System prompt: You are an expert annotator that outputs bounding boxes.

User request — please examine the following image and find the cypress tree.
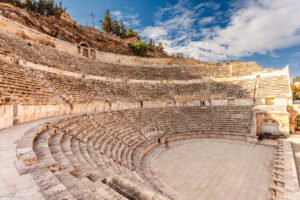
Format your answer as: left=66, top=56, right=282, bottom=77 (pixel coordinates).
left=120, top=21, right=126, bottom=38
left=100, top=10, right=112, bottom=33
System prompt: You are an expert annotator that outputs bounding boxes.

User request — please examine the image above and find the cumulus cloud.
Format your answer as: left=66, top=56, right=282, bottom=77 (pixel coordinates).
left=141, top=0, right=300, bottom=61
left=111, top=10, right=140, bottom=27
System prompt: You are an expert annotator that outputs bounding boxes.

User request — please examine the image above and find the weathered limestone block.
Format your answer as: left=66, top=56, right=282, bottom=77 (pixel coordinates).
left=111, top=176, right=170, bottom=200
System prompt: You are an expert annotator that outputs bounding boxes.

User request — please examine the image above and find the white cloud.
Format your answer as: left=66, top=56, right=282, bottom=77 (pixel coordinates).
left=111, top=10, right=141, bottom=27
left=141, top=0, right=300, bottom=61
left=141, top=0, right=204, bottom=42
left=198, top=16, right=215, bottom=25
left=141, top=27, right=168, bottom=40
left=111, top=10, right=122, bottom=21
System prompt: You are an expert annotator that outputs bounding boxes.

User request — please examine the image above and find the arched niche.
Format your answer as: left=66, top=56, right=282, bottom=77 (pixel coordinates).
left=77, top=42, right=90, bottom=58
left=260, top=118, right=280, bottom=135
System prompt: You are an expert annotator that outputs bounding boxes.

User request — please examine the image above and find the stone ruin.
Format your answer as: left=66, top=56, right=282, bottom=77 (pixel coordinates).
left=0, top=10, right=299, bottom=200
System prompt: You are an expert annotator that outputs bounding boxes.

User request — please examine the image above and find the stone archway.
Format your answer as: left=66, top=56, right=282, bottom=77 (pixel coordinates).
left=260, top=119, right=280, bottom=135
left=77, top=42, right=90, bottom=58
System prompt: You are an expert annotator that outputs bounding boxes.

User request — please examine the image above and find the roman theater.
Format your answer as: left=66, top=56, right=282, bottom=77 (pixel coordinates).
left=0, top=3, right=300, bottom=200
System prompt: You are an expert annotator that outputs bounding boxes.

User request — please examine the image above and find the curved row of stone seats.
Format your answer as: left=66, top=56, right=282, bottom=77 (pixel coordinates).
left=148, top=107, right=190, bottom=135
left=214, top=106, right=253, bottom=135
left=0, top=60, right=63, bottom=104
left=209, top=80, right=255, bottom=99
left=121, top=109, right=157, bottom=135
left=47, top=114, right=136, bottom=199
left=170, top=82, right=208, bottom=96
left=0, top=30, right=265, bottom=81
left=21, top=114, right=141, bottom=199
left=230, top=79, right=256, bottom=98
left=231, top=62, right=264, bottom=77
left=258, top=75, right=291, bottom=98
left=16, top=106, right=254, bottom=199
left=0, top=31, right=195, bottom=81
left=0, top=59, right=257, bottom=104
left=21, top=111, right=164, bottom=199
left=179, top=107, right=214, bottom=133
left=183, top=63, right=231, bottom=78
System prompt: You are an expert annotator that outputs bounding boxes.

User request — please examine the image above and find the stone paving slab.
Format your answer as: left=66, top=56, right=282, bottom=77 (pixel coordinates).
left=0, top=118, right=64, bottom=200
left=142, top=138, right=274, bottom=200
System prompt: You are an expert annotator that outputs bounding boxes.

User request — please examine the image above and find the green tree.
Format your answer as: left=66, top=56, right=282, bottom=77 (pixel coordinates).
left=148, top=38, right=153, bottom=46
left=131, top=42, right=147, bottom=56
left=156, top=42, right=164, bottom=51
left=45, top=0, right=55, bottom=16
left=147, top=38, right=155, bottom=51
left=119, top=21, right=126, bottom=38
left=111, top=20, right=120, bottom=36
left=126, top=28, right=138, bottom=38
left=100, top=10, right=112, bottom=33
left=24, top=0, right=33, bottom=11
left=37, top=0, right=46, bottom=15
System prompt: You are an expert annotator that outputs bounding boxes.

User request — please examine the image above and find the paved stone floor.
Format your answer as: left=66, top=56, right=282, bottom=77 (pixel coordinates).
left=0, top=117, right=66, bottom=200
left=143, top=139, right=274, bottom=200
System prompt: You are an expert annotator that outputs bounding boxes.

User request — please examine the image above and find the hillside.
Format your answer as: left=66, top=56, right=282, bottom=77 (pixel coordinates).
left=0, top=3, right=167, bottom=57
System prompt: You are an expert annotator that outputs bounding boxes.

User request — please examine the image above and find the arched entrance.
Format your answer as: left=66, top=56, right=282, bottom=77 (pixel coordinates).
left=77, top=42, right=90, bottom=58
left=260, top=119, right=280, bottom=135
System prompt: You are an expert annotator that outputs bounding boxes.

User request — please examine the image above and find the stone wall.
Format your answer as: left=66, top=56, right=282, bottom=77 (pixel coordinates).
left=255, top=111, right=290, bottom=136
left=287, top=105, right=300, bottom=133
left=0, top=15, right=76, bottom=55
left=0, top=104, right=13, bottom=129
left=7, top=100, right=177, bottom=128
left=0, top=15, right=179, bottom=67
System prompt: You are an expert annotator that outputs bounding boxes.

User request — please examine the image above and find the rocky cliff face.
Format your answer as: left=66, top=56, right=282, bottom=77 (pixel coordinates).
left=0, top=3, right=167, bottom=57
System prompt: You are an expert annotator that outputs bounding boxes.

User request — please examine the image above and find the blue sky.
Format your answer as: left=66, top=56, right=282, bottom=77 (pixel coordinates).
left=56, top=0, right=300, bottom=77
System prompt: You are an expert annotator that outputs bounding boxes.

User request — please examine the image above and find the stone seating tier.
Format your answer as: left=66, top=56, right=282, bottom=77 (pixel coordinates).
left=16, top=106, right=253, bottom=199
left=0, top=60, right=259, bottom=104
left=0, top=30, right=266, bottom=81
left=258, top=75, right=291, bottom=98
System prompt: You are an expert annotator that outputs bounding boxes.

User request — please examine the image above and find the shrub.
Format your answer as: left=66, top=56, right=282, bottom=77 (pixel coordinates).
left=131, top=42, right=147, bottom=56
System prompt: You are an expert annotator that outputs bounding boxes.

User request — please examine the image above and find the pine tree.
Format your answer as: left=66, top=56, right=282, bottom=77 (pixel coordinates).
left=37, top=0, right=46, bottom=15
left=148, top=38, right=153, bottom=46
left=100, top=10, right=112, bottom=33
left=111, top=20, right=120, bottom=36
left=45, top=0, right=54, bottom=16
left=120, top=21, right=126, bottom=38
left=24, top=0, right=33, bottom=11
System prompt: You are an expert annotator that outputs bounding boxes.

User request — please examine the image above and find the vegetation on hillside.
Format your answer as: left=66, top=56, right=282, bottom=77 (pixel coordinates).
left=0, top=0, right=67, bottom=17
left=292, top=85, right=300, bottom=100
left=0, top=2, right=167, bottom=57
left=100, top=9, right=165, bottom=56
left=100, top=9, right=140, bottom=40
left=131, top=42, right=147, bottom=56
left=130, top=40, right=164, bottom=56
